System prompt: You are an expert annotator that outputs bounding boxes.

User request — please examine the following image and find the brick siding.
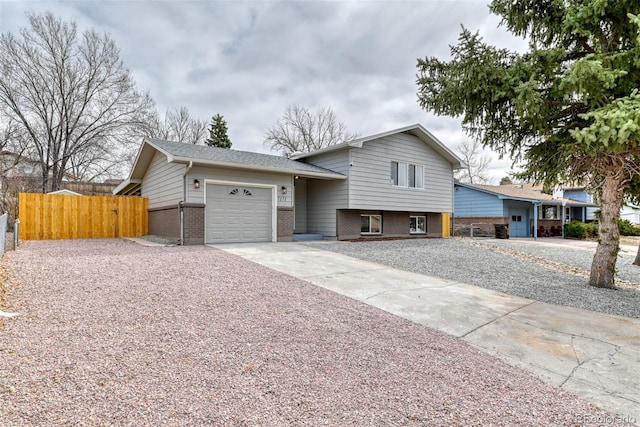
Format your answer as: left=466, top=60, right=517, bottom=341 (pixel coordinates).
left=336, top=210, right=362, bottom=240
left=148, top=204, right=204, bottom=245
left=277, top=207, right=294, bottom=242
left=183, top=203, right=204, bottom=245
left=337, top=209, right=444, bottom=240
left=148, top=206, right=180, bottom=244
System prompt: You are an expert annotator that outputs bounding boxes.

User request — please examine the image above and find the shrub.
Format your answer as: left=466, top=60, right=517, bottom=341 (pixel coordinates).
left=617, top=219, right=640, bottom=236
left=564, top=221, right=587, bottom=239
left=585, top=222, right=599, bottom=239
left=564, top=221, right=599, bottom=239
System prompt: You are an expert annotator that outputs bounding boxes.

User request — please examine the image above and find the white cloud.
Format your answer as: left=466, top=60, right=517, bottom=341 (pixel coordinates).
left=0, top=0, right=527, bottom=182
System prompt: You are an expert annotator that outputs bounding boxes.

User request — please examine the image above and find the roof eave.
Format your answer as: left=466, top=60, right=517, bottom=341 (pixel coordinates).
left=170, top=156, right=346, bottom=180
left=113, top=178, right=142, bottom=195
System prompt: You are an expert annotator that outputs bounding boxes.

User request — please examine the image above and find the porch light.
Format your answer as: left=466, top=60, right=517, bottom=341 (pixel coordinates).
left=281, top=186, right=287, bottom=194
left=193, top=179, right=200, bottom=189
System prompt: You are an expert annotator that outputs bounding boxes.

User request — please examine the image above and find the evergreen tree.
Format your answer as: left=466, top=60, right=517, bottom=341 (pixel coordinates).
left=206, top=114, right=232, bottom=148
left=417, top=1, right=640, bottom=288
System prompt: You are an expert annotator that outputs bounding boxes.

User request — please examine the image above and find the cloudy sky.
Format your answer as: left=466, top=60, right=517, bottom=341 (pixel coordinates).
left=1, top=0, right=527, bottom=183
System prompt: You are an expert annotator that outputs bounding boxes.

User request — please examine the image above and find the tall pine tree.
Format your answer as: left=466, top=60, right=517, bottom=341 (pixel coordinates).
left=205, top=114, right=232, bottom=148
left=417, top=1, right=640, bottom=289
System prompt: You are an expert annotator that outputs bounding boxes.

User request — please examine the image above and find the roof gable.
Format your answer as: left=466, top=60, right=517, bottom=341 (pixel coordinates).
left=125, top=138, right=346, bottom=182
left=291, top=124, right=465, bottom=168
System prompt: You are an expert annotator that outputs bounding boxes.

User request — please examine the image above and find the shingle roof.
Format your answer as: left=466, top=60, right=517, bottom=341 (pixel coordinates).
left=456, top=182, right=596, bottom=206
left=469, top=183, right=557, bottom=201
left=148, top=138, right=344, bottom=178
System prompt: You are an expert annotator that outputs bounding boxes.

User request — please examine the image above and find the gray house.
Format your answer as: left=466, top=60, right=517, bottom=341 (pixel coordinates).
left=115, top=124, right=464, bottom=244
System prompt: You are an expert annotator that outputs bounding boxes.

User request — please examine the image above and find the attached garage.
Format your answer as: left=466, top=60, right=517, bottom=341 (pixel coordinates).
left=114, top=138, right=346, bottom=245
left=205, top=182, right=275, bottom=244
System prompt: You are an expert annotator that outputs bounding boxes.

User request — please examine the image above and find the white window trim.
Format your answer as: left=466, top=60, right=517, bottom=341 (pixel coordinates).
left=361, top=214, right=382, bottom=235
left=410, top=215, right=427, bottom=234
left=391, top=161, right=424, bottom=189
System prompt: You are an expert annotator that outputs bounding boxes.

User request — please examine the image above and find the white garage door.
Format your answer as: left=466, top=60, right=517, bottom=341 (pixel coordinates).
left=205, top=184, right=273, bottom=243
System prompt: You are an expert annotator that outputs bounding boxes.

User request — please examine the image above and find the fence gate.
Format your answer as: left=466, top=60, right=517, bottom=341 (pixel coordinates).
left=18, top=193, right=148, bottom=240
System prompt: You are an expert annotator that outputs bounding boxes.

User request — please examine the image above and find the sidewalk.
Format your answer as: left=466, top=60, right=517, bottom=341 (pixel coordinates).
left=213, top=242, right=640, bottom=425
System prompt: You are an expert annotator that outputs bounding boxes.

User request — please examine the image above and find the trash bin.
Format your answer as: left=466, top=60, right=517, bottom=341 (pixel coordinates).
left=494, top=224, right=509, bottom=239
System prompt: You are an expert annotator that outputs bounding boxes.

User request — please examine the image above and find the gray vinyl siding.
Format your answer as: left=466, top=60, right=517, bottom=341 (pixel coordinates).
left=186, top=165, right=293, bottom=208
left=303, top=151, right=350, bottom=237
left=142, top=151, right=185, bottom=209
left=348, top=134, right=454, bottom=212
left=453, top=186, right=503, bottom=217
left=294, top=179, right=307, bottom=233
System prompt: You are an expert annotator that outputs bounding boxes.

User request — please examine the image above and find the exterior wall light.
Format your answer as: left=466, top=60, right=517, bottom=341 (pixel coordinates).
left=281, top=186, right=287, bottom=194
left=194, top=179, right=200, bottom=189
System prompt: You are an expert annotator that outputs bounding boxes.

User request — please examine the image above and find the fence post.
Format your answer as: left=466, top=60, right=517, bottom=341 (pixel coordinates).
left=0, top=213, right=6, bottom=257
left=14, top=218, right=19, bottom=249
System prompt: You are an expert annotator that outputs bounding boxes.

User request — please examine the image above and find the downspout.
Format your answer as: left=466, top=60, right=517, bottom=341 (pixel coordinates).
left=450, top=182, right=456, bottom=238
left=181, top=161, right=194, bottom=246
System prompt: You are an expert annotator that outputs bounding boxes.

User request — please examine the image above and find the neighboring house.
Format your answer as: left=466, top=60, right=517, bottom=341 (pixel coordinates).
left=454, top=182, right=598, bottom=237
left=0, top=151, right=83, bottom=195
left=621, top=204, right=640, bottom=224
left=1, top=151, right=42, bottom=195
left=114, top=124, right=464, bottom=244
left=555, top=184, right=598, bottom=221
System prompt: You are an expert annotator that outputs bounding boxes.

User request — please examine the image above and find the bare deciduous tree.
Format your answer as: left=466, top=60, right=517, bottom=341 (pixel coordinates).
left=265, top=105, right=358, bottom=156
left=149, top=106, right=208, bottom=145
left=454, top=140, right=491, bottom=184
left=0, top=12, right=155, bottom=191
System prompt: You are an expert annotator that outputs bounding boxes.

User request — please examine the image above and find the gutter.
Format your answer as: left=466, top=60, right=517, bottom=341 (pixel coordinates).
left=169, top=156, right=346, bottom=180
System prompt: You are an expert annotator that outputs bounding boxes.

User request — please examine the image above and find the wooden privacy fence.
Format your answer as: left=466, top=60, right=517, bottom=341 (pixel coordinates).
left=18, top=193, right=148, bottom=240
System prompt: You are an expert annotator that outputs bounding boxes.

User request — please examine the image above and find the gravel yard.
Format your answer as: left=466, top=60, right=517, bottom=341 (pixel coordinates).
left=0, top=238, right=629, bottom=426
left=306, top=238, right=640, bottom=319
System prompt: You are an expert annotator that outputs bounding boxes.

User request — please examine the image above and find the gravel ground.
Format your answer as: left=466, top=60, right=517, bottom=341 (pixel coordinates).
left=0, top=239, right=629, bottom=426
left=305, top=238, right=640, bottom=319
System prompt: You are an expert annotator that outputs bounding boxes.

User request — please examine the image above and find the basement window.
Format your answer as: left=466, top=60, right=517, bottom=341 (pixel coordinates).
left=410, top=216, right=426, bottom=234
left=361, top=214, right=382, bottom=234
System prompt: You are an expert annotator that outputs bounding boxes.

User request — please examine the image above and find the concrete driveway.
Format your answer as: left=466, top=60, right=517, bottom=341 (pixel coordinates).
left=213, top=241, right=640, bottom=425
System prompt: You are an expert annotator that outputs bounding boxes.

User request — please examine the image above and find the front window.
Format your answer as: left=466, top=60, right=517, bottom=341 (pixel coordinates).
left=542, top=205, right=557, bottom=219
left=410, top=216, right=426, bottom=234
left=391, top=161, right=422, bottom=188
left=408, top=164, right=423, bottom=188
left=361, top=214, right=382, bottom=234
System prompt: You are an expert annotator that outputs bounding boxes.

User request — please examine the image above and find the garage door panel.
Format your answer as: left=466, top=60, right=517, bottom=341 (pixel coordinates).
left=205, top=184, right=273, bottom=244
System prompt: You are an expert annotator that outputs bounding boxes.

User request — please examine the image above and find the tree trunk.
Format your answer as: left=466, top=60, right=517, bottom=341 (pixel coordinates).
left=589, top=172, right=624, bottom=288
left=634, top=241, right=640, bottom=266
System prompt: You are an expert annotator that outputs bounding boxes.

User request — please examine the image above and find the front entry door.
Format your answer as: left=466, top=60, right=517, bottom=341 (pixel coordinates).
left=509, top=209, right=528, bottom=237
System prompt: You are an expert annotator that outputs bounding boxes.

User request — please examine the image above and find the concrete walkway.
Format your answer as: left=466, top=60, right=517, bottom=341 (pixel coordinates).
left=213, top=242, right=640, bottom=425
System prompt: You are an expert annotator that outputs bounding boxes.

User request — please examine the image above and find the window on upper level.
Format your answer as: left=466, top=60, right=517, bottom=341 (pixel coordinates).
left=391, top=161, right=423, bottom=188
